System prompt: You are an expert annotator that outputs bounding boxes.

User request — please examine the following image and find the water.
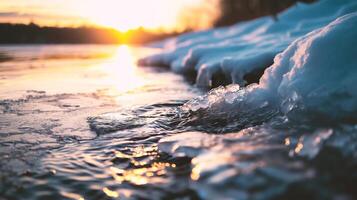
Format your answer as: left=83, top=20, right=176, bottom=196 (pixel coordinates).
left=0, top=45, right=356, bottom=200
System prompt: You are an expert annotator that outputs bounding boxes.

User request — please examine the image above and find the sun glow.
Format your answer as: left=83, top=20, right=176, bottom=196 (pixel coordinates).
left=82, top=0, right=210, bottom=31
left=99, top=45, right=145, bottom=92
left=84, top=0, right=174, bottom=31
left=0, top=0, right=214, bottom=32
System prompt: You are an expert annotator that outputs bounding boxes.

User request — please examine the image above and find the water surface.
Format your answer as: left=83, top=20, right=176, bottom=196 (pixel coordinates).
left=0, top=45, right=356, bottom=200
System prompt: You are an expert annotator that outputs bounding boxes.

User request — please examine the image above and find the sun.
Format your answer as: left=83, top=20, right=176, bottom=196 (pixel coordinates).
left=79, top=0, right=182, bottom=31
left=0, top=0, right=214, bottom=32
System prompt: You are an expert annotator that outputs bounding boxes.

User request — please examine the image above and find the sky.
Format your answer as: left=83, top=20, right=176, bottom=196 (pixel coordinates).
left=0, top=0, right=218, bottom=31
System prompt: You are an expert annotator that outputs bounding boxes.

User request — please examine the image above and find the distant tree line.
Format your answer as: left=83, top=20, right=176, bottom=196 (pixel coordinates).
left=0, top=23, right=183, bottom=44
left=0, top=23, right=118, bottom=44
left=0, top=0, right=317, bottom=44
left=214, top=0, right=316, bottom=27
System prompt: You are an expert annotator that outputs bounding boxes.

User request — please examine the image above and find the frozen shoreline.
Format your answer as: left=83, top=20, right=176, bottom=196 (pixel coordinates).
left=140, top=0, right=357, bottom=124
left=139, top=0, right=357, bottom=87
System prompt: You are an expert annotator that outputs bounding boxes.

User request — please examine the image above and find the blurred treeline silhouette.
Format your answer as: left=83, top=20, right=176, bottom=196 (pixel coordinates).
left=214, top=0, right=315, bottom=26
left=0, top=0, right=316, bottom=44
left=0, top=23, right=184, bottom=44
left=0, top=23, right=119, bottom=44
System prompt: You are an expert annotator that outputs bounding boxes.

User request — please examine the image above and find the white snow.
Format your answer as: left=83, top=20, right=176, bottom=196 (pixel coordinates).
left=262, top=12, right=357, bottom=122
left=139, top=0, right=357, bottom=88
left=182, top=12, right=357, bottom=124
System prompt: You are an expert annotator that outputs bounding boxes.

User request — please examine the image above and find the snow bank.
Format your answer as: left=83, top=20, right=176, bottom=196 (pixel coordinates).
left=263, top=12, right=357, bottom=122
left=182, top=12, right=357, bottom=124
left=139, top=0, right=357, bottom=87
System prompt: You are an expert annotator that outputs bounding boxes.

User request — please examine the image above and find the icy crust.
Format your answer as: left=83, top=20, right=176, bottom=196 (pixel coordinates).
left=139, top=0, right=357, bottom=87
left=179, top=84, right=278, bottom=133
left=182, top=12, right=357, bottom=124
left=157, top=126, right=357, bottom=200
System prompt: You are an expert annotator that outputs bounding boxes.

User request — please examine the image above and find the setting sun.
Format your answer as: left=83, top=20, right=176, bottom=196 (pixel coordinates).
left=0, top=0, right=216, bottom=31
left=82, top=0, right=205, bottom=31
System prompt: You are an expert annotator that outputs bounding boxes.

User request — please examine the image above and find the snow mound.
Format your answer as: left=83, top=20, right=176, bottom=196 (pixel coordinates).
left=182, top=12, right=357, bottom=124
left=139, top=0, right=357, bottom=87
left=263, top=12, right=357, bottom=122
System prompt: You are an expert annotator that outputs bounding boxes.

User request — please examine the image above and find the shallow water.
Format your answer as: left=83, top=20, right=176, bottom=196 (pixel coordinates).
left=0, top=45, right=356, bottom=200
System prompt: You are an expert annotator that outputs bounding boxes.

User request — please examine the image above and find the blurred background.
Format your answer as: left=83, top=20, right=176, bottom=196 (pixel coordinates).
left=0, top=0, right=315, bottom=44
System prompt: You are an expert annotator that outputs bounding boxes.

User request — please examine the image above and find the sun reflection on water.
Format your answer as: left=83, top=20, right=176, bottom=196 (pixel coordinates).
left=98, top=45, right=146, bottom=94
left=107, top=145, right=176, bottom=187
left=0, top=45, right=158, bottom=99
left=60, top=191, right=85, bottom=200
left=102, top=187, right=119, bottom=198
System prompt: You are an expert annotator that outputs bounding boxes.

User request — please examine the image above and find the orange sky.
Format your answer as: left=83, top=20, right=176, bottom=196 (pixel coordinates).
left=0, top=0, right=218, bottom=31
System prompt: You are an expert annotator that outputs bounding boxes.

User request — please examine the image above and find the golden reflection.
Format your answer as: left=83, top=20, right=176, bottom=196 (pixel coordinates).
left=295, top=143, right=304, bottom=153
left=110, top=162, right=175, bottom=185
left=60, top=191, right=85, bottom=200
left=131, top=145, right=158, bottom=158
left=191, top=165, right=201, bottom=181
left=190, top=158, right=201, bottom=181
left=97, top=45, right=146, bottom=94
left=109, top=145, right=176, bottom=186
left=103, top=187, right=119, bottom=198
left=284, top=138, right=291, bottom=146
